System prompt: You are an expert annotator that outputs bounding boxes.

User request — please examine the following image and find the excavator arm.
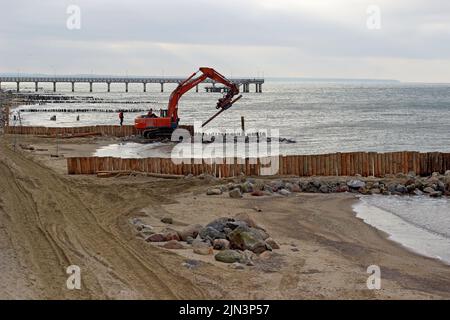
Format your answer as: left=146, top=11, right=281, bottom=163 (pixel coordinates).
left=167, top=67, right=241, bottom=125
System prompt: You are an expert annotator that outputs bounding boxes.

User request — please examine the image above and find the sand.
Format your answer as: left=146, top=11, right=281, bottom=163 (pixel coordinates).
left=1, top=134, right=450, bottom=299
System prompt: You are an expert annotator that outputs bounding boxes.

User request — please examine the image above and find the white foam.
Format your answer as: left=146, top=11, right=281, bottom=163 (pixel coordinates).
left=353, top=196, right=450, bottom=265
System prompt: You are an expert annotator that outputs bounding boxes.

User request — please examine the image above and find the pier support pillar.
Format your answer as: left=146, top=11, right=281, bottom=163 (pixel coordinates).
left=143, top=83, right=146, bottom=92
left=35, top=82, right=38, bottom=92
left=71, top=82, right=75, bottom=92
left=53, top=82, right=56, bottom=92
left=107, top=82, right=111, bottom=92
left=16, top=82, right=20, bottom=92
left=89, top=82, right=93, bottom=92
left=125, top=82, right=128, bottom=93
left=160, top=83, right=164, bottom=92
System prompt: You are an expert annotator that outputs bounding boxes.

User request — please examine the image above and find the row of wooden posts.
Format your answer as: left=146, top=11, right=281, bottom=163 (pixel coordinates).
left=4, top=125, right=139, bottom=137
left=3, top=125, right=195, bottom=137
left=66, top=151, right=450, bottom=177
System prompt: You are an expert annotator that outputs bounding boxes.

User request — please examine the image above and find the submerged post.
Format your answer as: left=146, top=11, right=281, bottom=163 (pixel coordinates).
left=89, top=82, right=93, bottom=92
left=16, top=82, right=20, bottom=92
left=143, top=83, right=146, bottom=92
left=125, top=82, right=128, bottom=93
left=35, top=82, right=38, bottom=92
left=241, top=116, right=245, bottom=132
left=160, top=82, right=164, bottom=92
left=107, top=82, right=111, bottom=92
left=53, top=82, right=56, bottom=92
left=71, top=82, right=75, bottom=92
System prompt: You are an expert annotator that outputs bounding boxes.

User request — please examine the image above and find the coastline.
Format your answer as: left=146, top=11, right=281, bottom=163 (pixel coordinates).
left=1, top=134, right=450, bottom=299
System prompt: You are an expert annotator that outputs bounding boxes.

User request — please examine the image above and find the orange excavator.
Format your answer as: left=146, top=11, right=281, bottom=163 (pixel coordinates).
left=135, top=67, right=242, bottom=138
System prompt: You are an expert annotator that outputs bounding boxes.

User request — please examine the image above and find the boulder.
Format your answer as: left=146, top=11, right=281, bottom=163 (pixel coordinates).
left=429, top=191, right=443, bottom=198
left=265, top=238, right=280, bottom=249
left=227, top=226, right=269, bottom=254
left=214, top=250, right=245, bottom=263
left=206, top=217, right=233, bottom=232
left=199, top=226, right=226, bottom=240
left=278, top=189, right=291, bottom=196
left=336, top=185, right=349, bottom=193
left=395, top=184, right=407, bottom=194
left=146, top=233, right=165, bottom=242
left=162, top=240, right=185, bottom=249
left=161, top=217, right=173, bottom=224
left=251, top=190, right=264, bottom=196
left=240, top=181, right=254, bottom=193
left=162, top=228, right=180, bottom=241
left=229, top=188, right=243, bottom=198
left=423, top=187, right=435, bottom=194
left=206, top=188, right=223, bottom=195
left=178, top=224, right=203, bottom=241
left=285, top=182, right=301, bottom=192
left=319, top=185, right=329, bottom=193
left=229, top=262, right=246, bottom=270
left=269, top=180, right=285, bottom=191
left=213, top=239, right=230, bottom=250
left=233, top=212, right=261, bottom=229
left=192, top=240, right=213, bottom=255
left=347, top=180, right=366, bottom=189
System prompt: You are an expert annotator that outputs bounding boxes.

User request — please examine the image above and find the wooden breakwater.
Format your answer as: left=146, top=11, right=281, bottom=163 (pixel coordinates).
left=4, top=125, right=138, bottom=137
left=66, top=151, right=450, bottom=177
left=3, top=125, right=195, bottom=137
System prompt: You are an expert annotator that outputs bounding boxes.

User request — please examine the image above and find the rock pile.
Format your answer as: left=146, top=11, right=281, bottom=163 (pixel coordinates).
left=131, top=214, right=280, bottom=266
left=205, top=171, right=450, bottom=198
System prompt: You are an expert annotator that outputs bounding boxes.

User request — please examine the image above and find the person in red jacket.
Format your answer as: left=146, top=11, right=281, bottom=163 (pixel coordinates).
left=119, top=111, right=124, bottom=126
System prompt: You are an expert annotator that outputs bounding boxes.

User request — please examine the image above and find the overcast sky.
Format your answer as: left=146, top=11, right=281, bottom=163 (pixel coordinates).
left=1, top=0, right=450, bottom=82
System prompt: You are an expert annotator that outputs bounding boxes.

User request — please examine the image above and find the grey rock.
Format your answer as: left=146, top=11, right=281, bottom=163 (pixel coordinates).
left=178, top=224, right=203, bottom=241
left=192, top=239, right=213, bottom=255
left=423, top=187, right=435, bottom=194
left=229, top=188, right=243, bottom=198
left=278, top=189, right=291, bottom=196
left=206, top=217, right=233, bottom=232
left=213, top=239, right=230, bottom=250
left=395, top=184, right=407, bottom=193
left=161, top=217, right=173, bottom=224
left=429, top=191, right=443, bottom=198
left=347, top=180, right=366, bottom=189
left=265, top=238, right=280, bottom=249
left=214, top=249, right=245, bottom=263
left=199, top=226, right=226, bottom=240
left=206, top=188, right=222, bottom=195
left=319, top=185, right=329, bottom=193
left=229, top=262, right=246, bottom=270
left=240, top=181, right=254, bottom=193
left=227, top=226, right=269, bottom=254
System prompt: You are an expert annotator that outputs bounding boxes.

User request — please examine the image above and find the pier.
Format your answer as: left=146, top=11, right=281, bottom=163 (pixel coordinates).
left=0, top=76, right=264, bottom=93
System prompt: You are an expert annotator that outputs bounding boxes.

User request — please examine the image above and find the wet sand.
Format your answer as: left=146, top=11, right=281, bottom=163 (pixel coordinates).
left=1, top=135, right=450, bottom=299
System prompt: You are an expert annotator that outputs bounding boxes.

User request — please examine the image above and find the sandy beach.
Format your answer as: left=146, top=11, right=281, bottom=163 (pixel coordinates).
left=1, top=134, right=450, bottom=299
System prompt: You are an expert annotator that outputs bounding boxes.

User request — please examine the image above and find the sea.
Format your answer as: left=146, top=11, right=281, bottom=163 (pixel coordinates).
left=6, top=79, right=450, bottom=264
